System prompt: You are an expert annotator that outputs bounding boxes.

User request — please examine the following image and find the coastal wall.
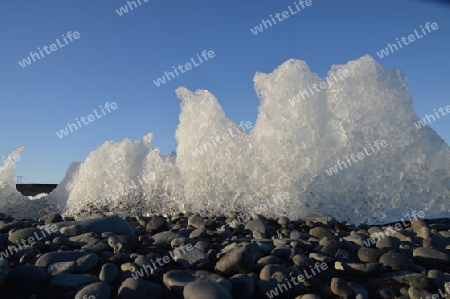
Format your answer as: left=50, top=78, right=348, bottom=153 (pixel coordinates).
left=16, top=184, right=57, bottom=196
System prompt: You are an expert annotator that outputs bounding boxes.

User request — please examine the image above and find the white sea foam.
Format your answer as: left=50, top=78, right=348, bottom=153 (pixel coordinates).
left=1, top=55, right=449, bottom=224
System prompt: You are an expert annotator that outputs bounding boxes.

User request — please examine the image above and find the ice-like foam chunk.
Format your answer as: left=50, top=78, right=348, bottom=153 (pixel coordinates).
left=1, top=55, right=449, bottom=224
left=0, top=147, right=58, bottom=218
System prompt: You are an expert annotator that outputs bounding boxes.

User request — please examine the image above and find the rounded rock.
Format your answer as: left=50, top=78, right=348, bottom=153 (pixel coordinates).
left=413, top=247, right=450, bottom=268
left=99, top=262, right=119, bottom=283
left=357, top=247, right=383, bottom=263
left=44, top=213, right=64, bottom=225
left=309, top=227, right=336, bottom=240
left=146, top=215, right=168, bottom=233
left=245, top=218, right=267, bottom=235
left=163, top=270, right=231, bottom=296
left=48, top=261, right=76, bottom=275
left=75, top=282, right=111, bottom=299
left=215, top=245, right=254, bottom=276
left=293, top=254, right=314, bottom=267
left=379, top=253, right=423, bottom=271
left=76, top=253, right=100, bottom=272
left=376, top=236, right=401, bottom=250
left=257, top=255, right=282, bottom=265
left=190, top=227, right=207, bottom=239
left=408, top=286, right=433, bottom=299
left=188, top=215, right=205, bottom=228
left=35, top=251, right=94, bottom=271
left=174, top=247, right=209, bottom=268
left=259, top=264, right=289, bottom=281
left=151, top=231, right=182, bottom=246
left=319, top=238, right=340, bottom=257
left=118, top=277, right=163, bottom=299
left=183, top=281, right=232, bottom=299
left=330, top=277, right=351, bottom=297
left=410, top=218, right=427, bottom=233
left=8, top=227, right=50, bottom=244
left=171, top=237, right=188, bottom=247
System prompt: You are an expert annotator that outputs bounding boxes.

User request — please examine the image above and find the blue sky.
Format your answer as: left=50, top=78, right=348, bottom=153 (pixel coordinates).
left=0, top=0, right=449, bottom=183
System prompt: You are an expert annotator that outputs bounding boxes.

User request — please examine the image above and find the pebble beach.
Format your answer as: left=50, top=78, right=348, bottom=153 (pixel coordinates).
left=1, top=211, right=450, bottom=299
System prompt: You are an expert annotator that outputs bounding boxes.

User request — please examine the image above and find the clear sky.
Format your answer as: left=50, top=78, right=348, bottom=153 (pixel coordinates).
left=1, top=0, right=449, bottom=184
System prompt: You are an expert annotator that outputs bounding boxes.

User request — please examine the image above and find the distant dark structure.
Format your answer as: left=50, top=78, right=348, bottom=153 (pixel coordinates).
left=16, top=184, right=57, bottom=196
